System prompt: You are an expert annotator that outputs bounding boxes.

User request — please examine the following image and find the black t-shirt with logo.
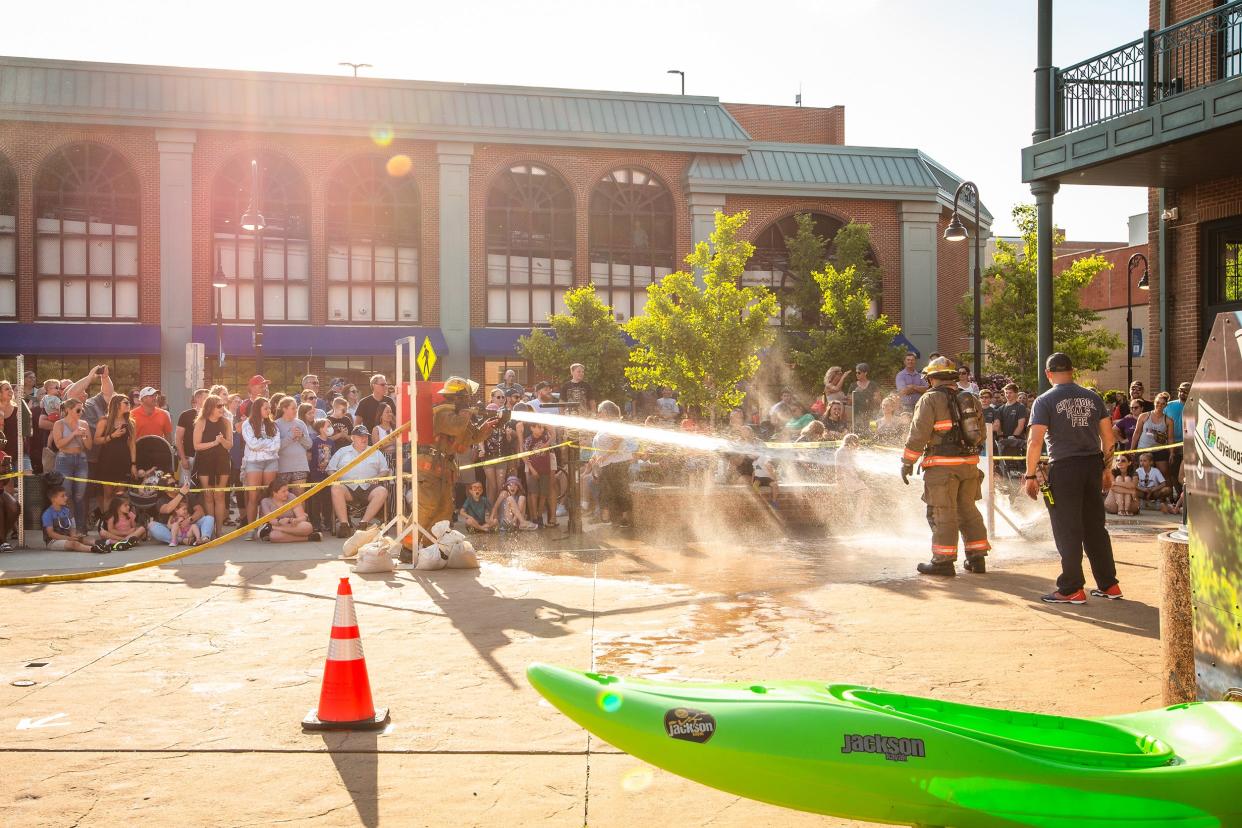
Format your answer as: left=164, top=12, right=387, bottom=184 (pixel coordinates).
left=1030, top=382, right=1110, bottom=461
left=559, top=380, right=593, bottom=411
left=327, top=415, right=354, bottom=445
left=354, top=394, right=396, bottom=431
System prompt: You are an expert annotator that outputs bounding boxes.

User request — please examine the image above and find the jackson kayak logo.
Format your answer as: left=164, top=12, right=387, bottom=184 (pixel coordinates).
left=841, top=733, right=926, bottom=762
left=664, top=708, right=716, bottom=743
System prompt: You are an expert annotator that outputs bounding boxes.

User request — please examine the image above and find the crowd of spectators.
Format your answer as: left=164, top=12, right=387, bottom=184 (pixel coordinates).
left=1, top=356, right=1192, bottom=554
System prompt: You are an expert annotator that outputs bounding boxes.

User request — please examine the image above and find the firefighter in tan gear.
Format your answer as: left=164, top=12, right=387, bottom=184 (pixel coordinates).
left=402, top=376, right=504, bottom=559
left=900, top=356, right=990, bottom=576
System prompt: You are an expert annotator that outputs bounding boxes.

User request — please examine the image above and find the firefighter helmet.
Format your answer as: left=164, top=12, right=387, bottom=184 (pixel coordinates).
left=438, top=376, right=479, bottom=396
left=920, top=356, right=958, bottom=379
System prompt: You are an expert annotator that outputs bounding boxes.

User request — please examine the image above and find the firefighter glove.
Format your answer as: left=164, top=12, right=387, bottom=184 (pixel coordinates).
left=900, top=461, right=913, bottom=485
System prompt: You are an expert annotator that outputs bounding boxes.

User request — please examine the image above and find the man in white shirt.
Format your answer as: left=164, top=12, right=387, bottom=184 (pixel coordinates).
left=328, top=426, right=390, bottom=534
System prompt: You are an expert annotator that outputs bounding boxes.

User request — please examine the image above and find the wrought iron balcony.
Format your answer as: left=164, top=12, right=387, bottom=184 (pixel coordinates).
left=1054, top=0, right=1242, bottom=135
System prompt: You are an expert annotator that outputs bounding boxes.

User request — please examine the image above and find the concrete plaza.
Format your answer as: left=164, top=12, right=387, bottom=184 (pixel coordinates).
left=0, top=514, right=1174, bottom=827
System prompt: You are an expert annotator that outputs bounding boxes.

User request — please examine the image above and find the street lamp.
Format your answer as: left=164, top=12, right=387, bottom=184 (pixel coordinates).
left=338, top=62, right=372, bottom=78
left=1126, top=252, right=1150, bottom=389
left=240, top=160, right=266, bottom=374
left=944, top=180, right=983, bottom=386
left=212, top=250, right=228, bottom=370
left=666, top=69, right=685, bottom=95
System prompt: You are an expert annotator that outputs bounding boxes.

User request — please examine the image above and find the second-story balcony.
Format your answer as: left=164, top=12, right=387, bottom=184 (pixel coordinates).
left=1023, top=0, right=1242, bottom=187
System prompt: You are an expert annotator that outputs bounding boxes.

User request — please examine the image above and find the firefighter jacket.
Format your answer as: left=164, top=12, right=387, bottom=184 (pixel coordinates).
left=902, top=384, right=979, bottom=468
left=423, top=402, right=498, bottom=480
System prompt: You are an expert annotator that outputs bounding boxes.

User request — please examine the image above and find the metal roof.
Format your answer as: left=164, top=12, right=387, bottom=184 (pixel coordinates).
left=687, top=142, right=993, bottom=223
left=0, top=56, right=751, bottom=154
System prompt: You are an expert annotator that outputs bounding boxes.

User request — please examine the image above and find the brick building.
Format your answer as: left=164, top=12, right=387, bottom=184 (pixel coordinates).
left=0, top=56, right=990, bottom=414
left=1022, top=0, right=1242, bottom=392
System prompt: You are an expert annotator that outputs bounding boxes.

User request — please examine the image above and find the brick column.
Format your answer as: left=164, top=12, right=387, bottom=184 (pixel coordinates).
left=900, top=200, right=940, bottom=357
left=437, top=142, right=473, bottom=378
left=156, top=129, right=197, bottom=416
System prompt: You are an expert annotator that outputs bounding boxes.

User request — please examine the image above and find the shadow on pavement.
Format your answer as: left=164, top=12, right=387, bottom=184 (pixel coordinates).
left=321, top=731, right=379, bottom=828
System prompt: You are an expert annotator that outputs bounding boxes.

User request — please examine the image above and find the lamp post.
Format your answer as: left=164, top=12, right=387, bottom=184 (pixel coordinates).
left=944, top=181, right=983, bottom=386
left=212, top=250, right=228, bottom=370
left=240, top=160, right=266, bottom=374
left=1126, top=252, right=1150, bottom=389
left=338, top=62, right=372, bottom=78
left=666, top=69, right=685, bottom=95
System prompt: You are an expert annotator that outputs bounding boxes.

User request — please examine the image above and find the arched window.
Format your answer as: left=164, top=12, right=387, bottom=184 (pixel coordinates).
left=212, top=153, right=310, bottom=322
left=745, top=212, right=845, bottom=325
left=34, top=144, right=140, bottom=319
left=485, top=163, right=574, bottom=325
left=588, top=168, right=675, bottom=322
left=325, top=156, right=421, bottom=324
left=0, top=156, right=15, bottom=318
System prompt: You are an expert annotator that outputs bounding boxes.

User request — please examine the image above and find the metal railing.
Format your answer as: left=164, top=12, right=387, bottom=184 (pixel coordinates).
left=1053, top=0, right=1242, bottom=135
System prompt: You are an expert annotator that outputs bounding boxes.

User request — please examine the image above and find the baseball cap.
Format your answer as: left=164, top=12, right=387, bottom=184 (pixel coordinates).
left=139, top=386, right=158, bottom=399
left=1178, top=381, right=1192, bottom=391
left=1045, top=352, right=1073, bottom=372
left=350, top=425, right=370, bottom=437
left=248, top=374, right=270, bottom=386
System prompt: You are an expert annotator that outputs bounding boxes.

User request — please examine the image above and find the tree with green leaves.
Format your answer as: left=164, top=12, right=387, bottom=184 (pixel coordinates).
left=788, top=262, right=903, bottom=390
left=962, top=204, right=1121, bottom=391
left=625, top=211, right=778, bottom=423
left=516, top=285, right=630, bottom=404
left=783, top=216, right=885, bottom=327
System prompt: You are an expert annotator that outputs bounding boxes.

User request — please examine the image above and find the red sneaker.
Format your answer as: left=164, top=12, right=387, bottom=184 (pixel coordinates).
left=1090, top=584, right=1124, bottom=600
left=1041, top=589, right=1087, bottom=604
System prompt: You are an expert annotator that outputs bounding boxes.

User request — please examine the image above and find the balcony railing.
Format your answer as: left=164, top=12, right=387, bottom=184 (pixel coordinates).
left=1053, top=0, right=1242, bottom=135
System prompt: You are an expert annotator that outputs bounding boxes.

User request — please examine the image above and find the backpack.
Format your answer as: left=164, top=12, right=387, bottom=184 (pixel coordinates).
left=937, top=386, right=986, bottom=452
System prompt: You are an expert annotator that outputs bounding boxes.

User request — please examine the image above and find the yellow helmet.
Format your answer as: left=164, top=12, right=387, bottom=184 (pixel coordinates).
left=921, top=356, right=958, bottom=379
left=437, top=376, right=479, bottom=396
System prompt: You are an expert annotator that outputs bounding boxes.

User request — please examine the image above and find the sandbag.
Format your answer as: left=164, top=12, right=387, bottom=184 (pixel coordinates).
left=352, top=537, right=396, bottom=574
left=446, top=539, right=479, bottom=569
left=341, top=525, right=381, bottom=560
left=414, top=543, right=448, bottom=571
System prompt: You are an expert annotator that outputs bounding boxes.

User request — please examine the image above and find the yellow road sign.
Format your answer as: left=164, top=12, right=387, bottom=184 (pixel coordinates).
left=417, top=337, right=437, bottom=381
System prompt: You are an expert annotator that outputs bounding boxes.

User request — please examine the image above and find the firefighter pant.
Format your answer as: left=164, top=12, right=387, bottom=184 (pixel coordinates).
left=413, top=463, right=456, bottom=546
left=921, top=463, right=990, bottom=560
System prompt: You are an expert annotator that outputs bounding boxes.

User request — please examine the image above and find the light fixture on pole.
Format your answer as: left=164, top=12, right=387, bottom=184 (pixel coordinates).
left=240, top=160, right=266, bottom=374
left=338, top=61, right=372, bottom=78
left=666, top=69, right=685, bottom=95
left=944, top=180, right=983, bottom=386
left=1126, top=252, right=1150, bottom=389
left=212, top=250, right=228, bottom=369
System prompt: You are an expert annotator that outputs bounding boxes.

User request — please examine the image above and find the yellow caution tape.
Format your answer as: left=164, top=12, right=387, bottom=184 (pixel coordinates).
left=0, top=422, right=411, bottom=588
left=459, top=441, right=570, bottom=470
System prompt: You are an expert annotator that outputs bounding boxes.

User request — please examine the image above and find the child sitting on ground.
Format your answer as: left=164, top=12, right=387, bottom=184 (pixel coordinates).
left=165, top=499, right=203, bottom=547
left=493, top=476, right=537, bottom=531
left=459, top=480, right=496, bottom=532
left=41, top=485, right=99, bottom=553
left=100, top=497, right=146, bottom=549
left=1104, top=455, right=1140, bottom=516
left=1135, top=452, right=1172, bottom=509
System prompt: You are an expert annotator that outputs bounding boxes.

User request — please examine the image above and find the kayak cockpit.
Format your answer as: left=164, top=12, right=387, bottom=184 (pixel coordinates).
left=834, top=685, right=1175, bottom=769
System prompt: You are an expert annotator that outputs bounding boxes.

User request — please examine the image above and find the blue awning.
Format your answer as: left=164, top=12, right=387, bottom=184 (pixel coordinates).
left=470, top=327, right=531, bottom=357
left=0, top=322, right=162, bottom=355
left=891, top=332, right=920, bottom=358
left=192, top=325, right=448, bottom=357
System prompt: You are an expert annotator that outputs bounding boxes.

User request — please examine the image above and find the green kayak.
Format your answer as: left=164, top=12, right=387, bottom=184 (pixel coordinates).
left=527, top=664, right=1242, bottom=827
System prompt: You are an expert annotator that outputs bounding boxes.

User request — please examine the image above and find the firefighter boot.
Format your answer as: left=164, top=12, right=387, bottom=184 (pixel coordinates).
left=963, top=555, right=987, bottom=574
left=916, top=555, right=957, bottom=577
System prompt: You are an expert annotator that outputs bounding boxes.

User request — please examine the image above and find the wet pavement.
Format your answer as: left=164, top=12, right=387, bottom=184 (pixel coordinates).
left=0, top=507, right=1176, bottom=826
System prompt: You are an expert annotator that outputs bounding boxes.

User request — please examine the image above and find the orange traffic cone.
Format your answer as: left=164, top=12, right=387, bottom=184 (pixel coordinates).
left=302, top=577, right=390, bottom=731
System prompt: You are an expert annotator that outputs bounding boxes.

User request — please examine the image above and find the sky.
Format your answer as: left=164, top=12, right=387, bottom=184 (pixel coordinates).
left=1, top=0, right=1150, bottom=240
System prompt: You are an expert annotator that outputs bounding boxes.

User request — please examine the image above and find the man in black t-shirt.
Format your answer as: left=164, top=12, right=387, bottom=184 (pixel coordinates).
left=353, top=374, right=397, bottom=432
left=997, top=383, right=1029, bottom=440
left=175, top=388, right=208, bottom=484
left=559, top=363, right=594, bottom=414
left=848, top=362, right=881, bottom=432
left=1025, top=353, right=1120, bottom=605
